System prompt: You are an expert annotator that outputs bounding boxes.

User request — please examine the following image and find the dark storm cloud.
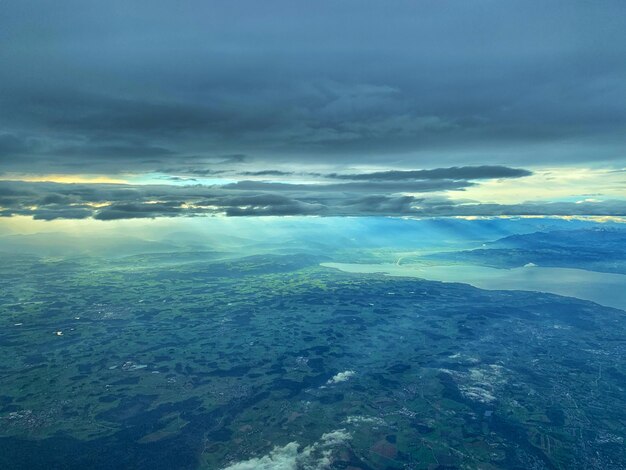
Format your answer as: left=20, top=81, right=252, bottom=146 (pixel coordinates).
left=325, top=166, right=532, bottom=181
left=215, top=165, right=531, bottom=182
left=1, top=180, right=625, bottom=220
left=340, top=195, right=418, bottom=216
left=158, top=168, right=228, bottom=177
left=1, top=0, right=625, bottom=174
left=224, top=196, right=325, bottom=217
left=240, top=170, right=294, bottom=177
left=221, top=179, right=474, bottom=193
left=93, top=202, right=188, bottom=221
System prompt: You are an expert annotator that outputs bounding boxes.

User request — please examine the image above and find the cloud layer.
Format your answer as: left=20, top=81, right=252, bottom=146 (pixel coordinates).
left=1, top=170, right=624, bottom=221
left=1, top=0, right=625, bottom=177
left=1, top=1, right=624, bottom=220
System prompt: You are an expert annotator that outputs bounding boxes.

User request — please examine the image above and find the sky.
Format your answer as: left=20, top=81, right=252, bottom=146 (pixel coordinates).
left=0, top=0, right=625, bottom=222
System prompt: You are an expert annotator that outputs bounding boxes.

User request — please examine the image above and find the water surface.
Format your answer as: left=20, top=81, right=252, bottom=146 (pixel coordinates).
left=322, top=262, right=626, bottom=311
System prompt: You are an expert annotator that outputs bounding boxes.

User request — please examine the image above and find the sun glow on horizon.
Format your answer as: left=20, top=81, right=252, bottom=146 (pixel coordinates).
left=1, top=174, right=131, bottom=184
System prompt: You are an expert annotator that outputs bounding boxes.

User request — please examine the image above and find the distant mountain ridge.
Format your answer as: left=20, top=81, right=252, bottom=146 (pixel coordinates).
left=426, top=228, right=626, bottom=274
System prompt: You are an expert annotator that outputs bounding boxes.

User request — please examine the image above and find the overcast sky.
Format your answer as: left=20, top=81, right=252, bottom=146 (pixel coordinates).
left=1, top=1, right=625, bottom=220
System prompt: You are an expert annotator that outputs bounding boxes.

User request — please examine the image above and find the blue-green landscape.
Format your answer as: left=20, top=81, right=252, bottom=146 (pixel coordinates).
left=1, top=218, right=625, bottom=469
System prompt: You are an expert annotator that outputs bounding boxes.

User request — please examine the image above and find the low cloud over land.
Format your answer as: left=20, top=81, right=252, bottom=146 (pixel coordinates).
left=0, top=165, right=623, bottom=220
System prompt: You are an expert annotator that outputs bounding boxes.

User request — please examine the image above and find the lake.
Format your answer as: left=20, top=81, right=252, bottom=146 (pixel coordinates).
left=321, top=262, right=626, bottom=311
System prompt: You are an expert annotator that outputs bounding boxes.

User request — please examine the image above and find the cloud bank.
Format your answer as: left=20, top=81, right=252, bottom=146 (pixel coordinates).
left=1, top=172, right=624, bottom=221
left=1, top=2, right=624, bottom=220
left=1, top=0, right=625, bottom=176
